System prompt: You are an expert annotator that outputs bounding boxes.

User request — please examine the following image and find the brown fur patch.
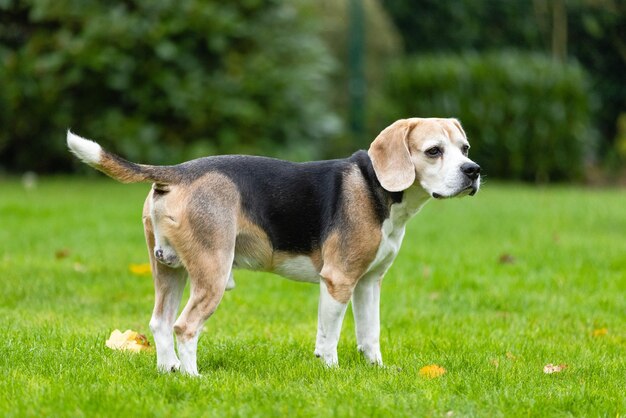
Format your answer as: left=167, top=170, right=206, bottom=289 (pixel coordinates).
left=235, top=214, right=273, bottom=271
left=98, top=152, right=150, bottom=183
left=368, top=119, right=416, bottom=192
left=96, top=150, right=183, bottom=184
left=149, top=173, right=238, bottom=261
left=310, top=250, right=323, bottom=272
left=319, top=167, right=383, bottom=303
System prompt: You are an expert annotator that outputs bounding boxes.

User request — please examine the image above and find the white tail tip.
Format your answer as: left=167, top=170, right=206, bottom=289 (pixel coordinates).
left=67, top=130, right=102, bottom=166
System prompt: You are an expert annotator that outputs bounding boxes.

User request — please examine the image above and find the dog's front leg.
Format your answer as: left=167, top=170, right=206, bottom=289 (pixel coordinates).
left=314, top=278, right=349, bottom=367
left=352, top=274, right=383, bottom=365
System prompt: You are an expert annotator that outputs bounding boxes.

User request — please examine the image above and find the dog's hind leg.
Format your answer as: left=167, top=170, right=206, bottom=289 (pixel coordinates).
left=171, top=180, right=238, bottom=376
left=143, top=206, right=187, bottom=373
left=173, top=247, right=234, bottom=376
left=149, top=263, right=186, bottom=372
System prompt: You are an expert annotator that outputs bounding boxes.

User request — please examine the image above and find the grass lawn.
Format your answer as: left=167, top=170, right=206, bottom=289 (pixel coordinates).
left=0, top=177, right=624, bottom=417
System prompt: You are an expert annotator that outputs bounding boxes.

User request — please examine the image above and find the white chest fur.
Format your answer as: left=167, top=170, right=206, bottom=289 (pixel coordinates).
left=364, top=187, right=431, bottom=278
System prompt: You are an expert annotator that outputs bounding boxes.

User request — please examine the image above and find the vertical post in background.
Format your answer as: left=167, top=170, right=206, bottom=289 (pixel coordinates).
left=551, top=0, right=567, bottom=63
left=348, top=0, right=366, bottom=143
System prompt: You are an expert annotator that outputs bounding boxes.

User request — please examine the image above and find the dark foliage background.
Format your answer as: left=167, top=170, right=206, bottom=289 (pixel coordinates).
left=0, top=0, right=624, bottom=180
left=0, top=0, right=340, bottom=172
left=378, top=52, right=595, bottom=182
left=383, top=0, right=626, bottom=168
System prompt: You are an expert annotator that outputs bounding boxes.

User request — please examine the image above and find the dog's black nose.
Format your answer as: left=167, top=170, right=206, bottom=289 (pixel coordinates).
left=461, top=162, right=481, bottom=180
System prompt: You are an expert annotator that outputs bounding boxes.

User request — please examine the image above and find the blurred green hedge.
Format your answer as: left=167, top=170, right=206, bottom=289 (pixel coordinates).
left=378, top=52, right=597, bottom=181
left=0, top=0, right=340, bottom=172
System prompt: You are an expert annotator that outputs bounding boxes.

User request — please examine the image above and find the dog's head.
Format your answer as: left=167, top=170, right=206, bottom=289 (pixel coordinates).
left=368, top=118, right=481, bottom=198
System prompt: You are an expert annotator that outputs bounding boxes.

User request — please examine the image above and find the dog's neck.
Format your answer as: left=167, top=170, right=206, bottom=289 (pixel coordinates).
left=351, top=150, right=430, bottom=226
left=388, top=185, right=431, bottom=227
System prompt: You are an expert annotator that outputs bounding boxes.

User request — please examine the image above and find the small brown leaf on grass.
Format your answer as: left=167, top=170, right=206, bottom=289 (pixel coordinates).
left=129, top=263, right=152, bottom=276
left=106, top=329, right=150, bottom=352
left=55, top=248, right=71, bottom=259
left=419, top=364, right=446, bottom=379
left=592, top=328, right=608, bottom=337
left=498, top=253, right=516, bottom=264
left=543, top=363, right=567, bottom=374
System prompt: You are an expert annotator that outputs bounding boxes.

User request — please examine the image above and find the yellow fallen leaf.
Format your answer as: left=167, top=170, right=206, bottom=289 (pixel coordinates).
left=543, top=363, right=567, bottom=374
left=592, top=328, right=608, bottom=337
left=419, top=364, right=446, bottom=379
left=129, top=263, right=152, bottom=276
left=106, top=329, right=150, bottom=352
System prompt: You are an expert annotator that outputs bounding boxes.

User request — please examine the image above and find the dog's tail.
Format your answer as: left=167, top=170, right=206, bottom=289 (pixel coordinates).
left=67, top=131, right=183, bottom=184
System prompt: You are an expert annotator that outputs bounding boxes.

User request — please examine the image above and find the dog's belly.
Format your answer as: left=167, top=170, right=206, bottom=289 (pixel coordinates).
left=232, top=253, right=266, bottom=271
left=272, top=255, right=321, bottom=283
left=233, top=237, right=320, bottom=283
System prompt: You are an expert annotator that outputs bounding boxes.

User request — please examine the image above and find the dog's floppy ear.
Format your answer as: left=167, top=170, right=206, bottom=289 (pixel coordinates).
left=368, top=119, right=416, bottom=192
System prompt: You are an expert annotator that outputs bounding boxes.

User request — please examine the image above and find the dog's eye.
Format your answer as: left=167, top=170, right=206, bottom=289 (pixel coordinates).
left=425, top=146, right=442, bottom=157
left=461, top=145, right=470, bottom=155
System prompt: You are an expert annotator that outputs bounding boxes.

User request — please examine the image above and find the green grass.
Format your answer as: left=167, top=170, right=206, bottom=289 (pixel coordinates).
left=0, top=177, right=624, bottom=417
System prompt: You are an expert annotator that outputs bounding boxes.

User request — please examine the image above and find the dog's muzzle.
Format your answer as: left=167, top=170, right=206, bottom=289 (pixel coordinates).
left=432, top=182, right=478, bottom=199
left=432, top=162, right=481, bottom=199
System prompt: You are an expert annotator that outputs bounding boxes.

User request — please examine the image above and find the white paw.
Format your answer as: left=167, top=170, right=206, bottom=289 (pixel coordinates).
left=180, top=367, right=201, bottom=377
left=157, top=360, right=181, bottom=373
left=314, top=349, right=339, bottom=367
left=357, top=344, right=383, bottom=366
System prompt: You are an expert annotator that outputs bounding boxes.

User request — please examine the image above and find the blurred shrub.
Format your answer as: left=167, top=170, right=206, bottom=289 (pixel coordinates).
left=383, top=0, right=625, bottom=166
left=378, top=52, right=596, bottom=182
left=0, top=0, right=341, bottom=173
left=312, top=0, right=402, bottom=156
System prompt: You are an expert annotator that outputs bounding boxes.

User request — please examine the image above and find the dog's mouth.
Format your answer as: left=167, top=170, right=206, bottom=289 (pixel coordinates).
left=432, top=183, right=478, bottom=199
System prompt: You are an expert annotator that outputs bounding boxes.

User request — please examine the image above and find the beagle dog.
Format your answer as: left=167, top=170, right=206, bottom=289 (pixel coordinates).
left=67, top=117, right=480, bottom=376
